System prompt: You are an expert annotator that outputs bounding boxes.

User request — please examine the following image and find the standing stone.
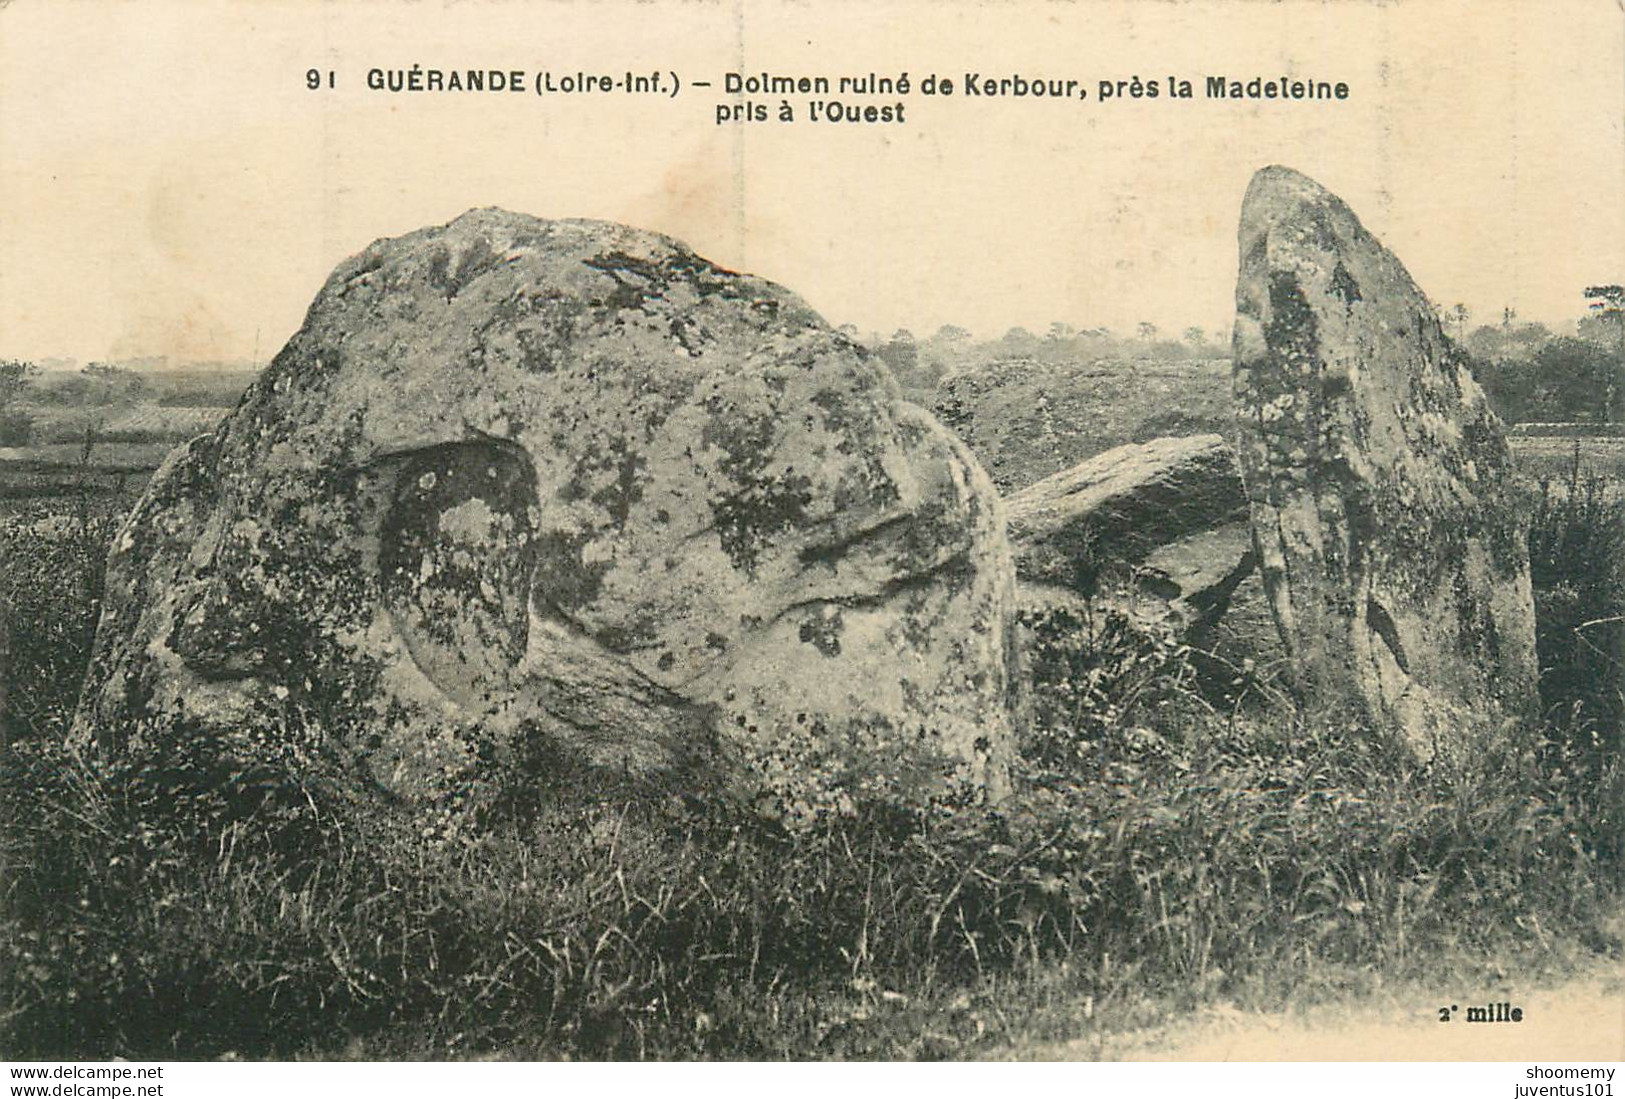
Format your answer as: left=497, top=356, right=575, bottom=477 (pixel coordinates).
left=1231, top=166, right=1538, bottom=748
left=74, top=210, right=1018, bottom=820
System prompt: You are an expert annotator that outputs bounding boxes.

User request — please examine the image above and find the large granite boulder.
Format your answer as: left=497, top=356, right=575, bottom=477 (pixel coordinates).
left=1004, top=435, right=1256, bottom=635
left=74, top=210, right=1018, bottom=819
left=931, top=357, right=1234, bottom=493
left=1231, top=166, right=1538, bottom=748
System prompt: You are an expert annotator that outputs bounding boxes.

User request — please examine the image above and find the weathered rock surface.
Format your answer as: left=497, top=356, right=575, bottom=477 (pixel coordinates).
left=74, top=210, right=1018, bottom=817
left=931, top=358, right=1234, bottom=493
left=1231, top=166, right=1538, bottom=747
left=1004, top=435, right=1256, bottom=634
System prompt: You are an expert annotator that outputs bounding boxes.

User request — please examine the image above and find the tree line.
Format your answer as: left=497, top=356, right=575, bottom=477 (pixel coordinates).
left=1455, top=285, right=1623, bottom=425
left=856, top=284, right=1625, bottom=426
left=2, top=284, right=1618, bottom=447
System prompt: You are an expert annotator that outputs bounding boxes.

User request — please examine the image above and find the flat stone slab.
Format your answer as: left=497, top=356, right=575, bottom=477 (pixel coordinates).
left=1004, top=434, right=1255, bottom=633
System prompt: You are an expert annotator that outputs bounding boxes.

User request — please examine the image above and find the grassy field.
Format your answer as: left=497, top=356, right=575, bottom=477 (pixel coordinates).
left=0, top=443, right=171, bottom=505
left=100, top=405, right=225, bottom=440
left=1511, top=435, right=1625, bottom=485
left=0, top=385, right=231, bottom=504
left=19, top=407, right=213, bottom=447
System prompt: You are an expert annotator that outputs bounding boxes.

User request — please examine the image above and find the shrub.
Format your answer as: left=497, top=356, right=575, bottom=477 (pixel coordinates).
left=1528, top=472, right=1624, bottom=771
left=1018, top=595, right=1195, bottom=771
left=1524, top=470, right=1624, bottom=869
left=0, top=505, right=117, bottom=742
left=0, top=410, right=34, bottom=447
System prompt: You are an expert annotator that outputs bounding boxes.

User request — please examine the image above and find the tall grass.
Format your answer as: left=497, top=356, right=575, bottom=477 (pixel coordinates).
left=0, top=497, right=118, bottom=743
left=3, top=700, right=1617, bottom=1059
left=1, top=470, right=1620, bottom=1061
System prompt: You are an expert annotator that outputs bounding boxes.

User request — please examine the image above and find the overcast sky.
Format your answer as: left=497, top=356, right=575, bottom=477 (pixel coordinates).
left=2, top=0, right=1621, bottom=365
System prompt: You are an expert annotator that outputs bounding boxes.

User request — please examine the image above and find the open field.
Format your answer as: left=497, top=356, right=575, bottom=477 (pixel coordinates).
left=1510, top=434, right=1625, bottom=485
left=100, top=404, right=225, bottom=439
left=17, top=404, right=226, bottom=446
left=0, top=374, right=234, bottom=502
left=0, top=441, right=177, bottom=469
left=0, top=442, right=174, bottom=504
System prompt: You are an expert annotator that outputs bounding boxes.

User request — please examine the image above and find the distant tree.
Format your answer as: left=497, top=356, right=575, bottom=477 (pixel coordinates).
left=1585, top=284, right=1625, bottom=320
left=1046, top=322, right=1076, bottom=343
left=930, top=324, right=972, bottom=345
left=1001, top=326, right=1035, bottom=345
left=1464, top=324, right=1504, bottom=361
left=1183, top=326, right=1207, bottom=347
left=0, top=360, right=36, bottom=445
left=1465, top=315, right=1545, bottom=383
left=1136, top=321, right=1158, bottom=342
left=1584, top=284, right=1624, bottom=421
left=78, top=363, right=147, bottom=406
left=0, top=360, right=33, bottom=407
left=1447, top=303, right=1471, bottom=341
left=1506, top=322, right=1553, bottom=360
left=1478, top=337, right=1618, bottom=424
left=1577, top=312, right=1617, bottom=346
left=875, top=330, right=921, bottom=383
left=1533, top=337, right=1619, bottom=423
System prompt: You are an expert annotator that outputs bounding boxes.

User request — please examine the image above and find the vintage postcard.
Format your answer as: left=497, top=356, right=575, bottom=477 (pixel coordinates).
left=1, top=0, right=1621, bottom=1080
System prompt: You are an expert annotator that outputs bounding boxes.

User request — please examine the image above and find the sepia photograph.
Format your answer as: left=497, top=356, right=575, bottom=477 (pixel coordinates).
left=0, top=0, right=1620, bottom=1079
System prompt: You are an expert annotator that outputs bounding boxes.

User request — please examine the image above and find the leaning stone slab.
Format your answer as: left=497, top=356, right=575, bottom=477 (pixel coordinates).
left=1231, top=166, right=1538, bottom=748
left=1003, top=434, right=1256, bottom=634
left=74, top=210, right=1018, bottom=819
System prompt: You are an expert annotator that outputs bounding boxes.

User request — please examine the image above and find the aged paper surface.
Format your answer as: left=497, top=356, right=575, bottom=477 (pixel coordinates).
left=4, top=0, right=1621, bottom=364
left=1, top=0, right=1622, bottom=1070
